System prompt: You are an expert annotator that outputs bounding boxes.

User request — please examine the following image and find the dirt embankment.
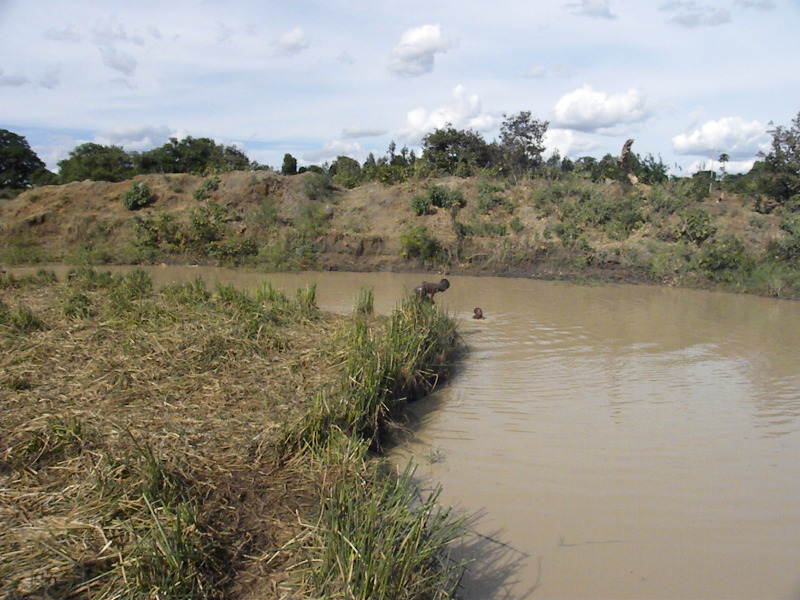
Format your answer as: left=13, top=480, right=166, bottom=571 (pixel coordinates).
left=0, top=170, right=792, bottom=292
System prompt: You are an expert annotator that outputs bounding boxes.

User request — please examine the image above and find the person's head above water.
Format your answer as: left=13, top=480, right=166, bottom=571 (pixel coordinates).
left=473, top=307, right=484, bottom=319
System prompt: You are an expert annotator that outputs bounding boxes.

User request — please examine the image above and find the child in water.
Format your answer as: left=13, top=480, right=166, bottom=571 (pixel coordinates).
left=473, top=307, right=485, bottom=319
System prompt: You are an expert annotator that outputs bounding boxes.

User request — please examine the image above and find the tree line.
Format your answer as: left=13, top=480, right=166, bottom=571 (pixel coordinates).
left=2, top=110, right=799, bottom=207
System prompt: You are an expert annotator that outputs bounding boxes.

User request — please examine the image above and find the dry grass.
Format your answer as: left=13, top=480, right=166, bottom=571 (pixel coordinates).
left=1, top=269, right=467, bottom=599
left=0, top=269, right=342, bottom=599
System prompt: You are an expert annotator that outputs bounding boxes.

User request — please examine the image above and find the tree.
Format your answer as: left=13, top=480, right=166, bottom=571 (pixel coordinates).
left=0, top=129, right=50, bottom=188
left=281, top=153, right=298, bottom=176
left=330, top=155, right=362, bottom=188
left=757, top=111, right=800, bottom=203
left=134, top=137, right=251, bottom=174
left=498, top=111, right=549, bottom=180
left=58, top=143, right=134, bottom=183
left=421, top=124, right=490, bottom=176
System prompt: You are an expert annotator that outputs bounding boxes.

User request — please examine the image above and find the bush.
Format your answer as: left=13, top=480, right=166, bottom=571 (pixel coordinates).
left=122, top=182, right=155, bottom=210
left=476, top=178, right=506, bottom=214
left=677, top=207, right=717, bottom=244
left=399, top=225, right=444, bottom=262
left=304, top=172, right=335, bottom=200
left=192, top=176, right=220, bottom=201
left=410, top=194, right=434, bottom=216
left=699, top=234, right=750, bottom=281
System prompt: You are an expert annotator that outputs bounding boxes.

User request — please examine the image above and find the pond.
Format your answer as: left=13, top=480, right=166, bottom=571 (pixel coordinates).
left=14, top=265, right=800, bottom=599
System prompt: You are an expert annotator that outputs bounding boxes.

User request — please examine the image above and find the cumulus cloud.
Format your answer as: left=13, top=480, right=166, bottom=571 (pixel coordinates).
left=388, top=24, right=456, bottom=77
left=341, top=124, right=387, bottom=139
left=303, top=140, right=362, bottom=163
left=686, top=157, right=755, bottom=175
left=273, top=27, right=309, bottom=57
left=544, top=128, right=599, bottom=158
left=659, top=1, right=732, bottom=27
left=672, top=116, right=769, bottom=157
left=94, top=125, right=178, bottom=151
left=553, top=84, right=652, bottom=132
left=565, top=0, right=617, bottom=18
left=397, top=85, right=495, bottom=142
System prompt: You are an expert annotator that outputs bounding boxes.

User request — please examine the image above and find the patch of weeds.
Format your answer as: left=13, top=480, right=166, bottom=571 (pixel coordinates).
left=476, top=177, right=507, bottom=214
left=250, top=196, right=280, bottom=229
left=699, top=234, right=751, bottom=282
left=161, top=278, right=211, bottom=306
left=123, top=182, right=156, bottom=211
left=304, top=172, right=335, bottom=200
left=295, top=201, right=328, bottom=237
left=62, top=289, right=94, bottom=318
left=676, top=207, right=717, bottom=245
left=192, top=176, right=220, bottom=201
left=510, top=216, right=524, bottom=233
left=399, top=224, right=445, bottom=263
left=353, top=286, right=374, bottom=315
left=648, top=185, right=688, bottom=215
left=297, top=446, right=465, bottom=600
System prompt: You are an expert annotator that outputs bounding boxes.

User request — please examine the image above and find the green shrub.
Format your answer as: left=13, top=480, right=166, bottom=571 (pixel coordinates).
left=510, top=216, right=524, bottom=233
left=648, top=185, right=688, bottom=215
left=410, top=194, right=433, bottom=216
left=699, top=234, right=750, bottom=281
left=677, top=207, right=717, bottom=244
left=192, top=176, right=220, bottom=201
left=399, top=225, right=444, bottom=262
left=122, top=182, right=155, bottom=210
left=476, top=178, right=506, bottom=214
left=429, top=185, right=465, bottom=210
left=304, top=172, right=335, bottom=200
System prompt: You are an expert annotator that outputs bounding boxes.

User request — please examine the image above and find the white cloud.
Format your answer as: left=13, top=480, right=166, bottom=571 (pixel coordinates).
left=544, top=128, right=599, bottom=158
left=388, top=24, right=456, bottom=77
left=273, top=27, right=309, bottom=57
left=342, top=124, right=387, bottom=139
left=672, top=116, right=769, bottom=157
left=686, top=158, right=755, bottom=175
left=565, top=0, right=617, bottom=19
left=553, top=84, right=652, bottom=132
left=397, top=85, right=495, bottom=143
left=659, top=1, right=732, bottom=27
left=94, top=125, right=180, bottom=151
left=303, top=140, right=362, bottom=163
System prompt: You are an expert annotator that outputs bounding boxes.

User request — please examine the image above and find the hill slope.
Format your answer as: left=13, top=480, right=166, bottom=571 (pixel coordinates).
left=1, top=170, right=798, bottom=297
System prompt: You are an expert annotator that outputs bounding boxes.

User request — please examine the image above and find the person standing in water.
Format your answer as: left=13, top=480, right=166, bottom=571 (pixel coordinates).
left=414, top=278, right=450, bottom=302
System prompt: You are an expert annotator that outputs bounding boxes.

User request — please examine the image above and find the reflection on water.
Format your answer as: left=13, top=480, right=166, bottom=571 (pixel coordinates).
left=12, top=265, right=800, bottom=599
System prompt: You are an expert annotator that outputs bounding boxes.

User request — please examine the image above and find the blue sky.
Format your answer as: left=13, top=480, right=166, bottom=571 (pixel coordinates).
left=1, top=0, right=798, bottom=176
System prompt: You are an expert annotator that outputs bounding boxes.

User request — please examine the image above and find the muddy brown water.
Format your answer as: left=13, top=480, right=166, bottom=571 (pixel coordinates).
left=12, top=265, right=800, bottom=599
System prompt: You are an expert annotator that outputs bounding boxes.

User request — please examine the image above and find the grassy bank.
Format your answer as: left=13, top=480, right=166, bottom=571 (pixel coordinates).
left=0, top=268, right=464, bottom=599
left=2, top=171, right=800, bottom=300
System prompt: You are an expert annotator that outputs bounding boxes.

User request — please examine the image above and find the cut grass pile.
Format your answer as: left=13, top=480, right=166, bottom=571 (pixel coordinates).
left=1, top=267, right=465, bottom=599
